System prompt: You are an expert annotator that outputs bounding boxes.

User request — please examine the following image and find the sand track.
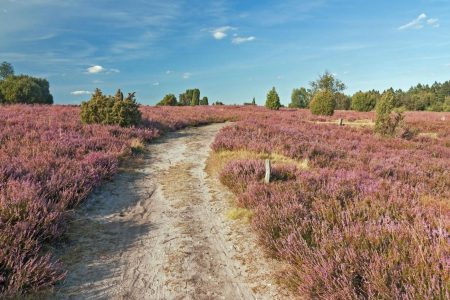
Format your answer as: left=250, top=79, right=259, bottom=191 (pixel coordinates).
left=50, top=123, right=290, bottom=300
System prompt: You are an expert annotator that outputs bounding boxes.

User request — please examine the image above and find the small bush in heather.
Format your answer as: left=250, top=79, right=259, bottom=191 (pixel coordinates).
left=80, top=88, right=141, bottom=127
left=375, top=90, right=404, bottom=136
left=265, top=87, right=281, bottom=110
left=309, top=90, right=335, bottom=115
left=157, top=94, right=177, bottom=106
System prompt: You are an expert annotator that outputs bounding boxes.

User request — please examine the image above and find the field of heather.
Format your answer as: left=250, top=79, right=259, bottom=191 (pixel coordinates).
left=0, top=105, right=238, bottom=296
left=0, top=105, right=449, bottom=298
left=212, top=109, right=450, bottom=299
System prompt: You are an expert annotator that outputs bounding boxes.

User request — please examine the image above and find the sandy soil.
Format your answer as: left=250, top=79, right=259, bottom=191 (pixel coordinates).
left=49, top=123, right=291, bottom=300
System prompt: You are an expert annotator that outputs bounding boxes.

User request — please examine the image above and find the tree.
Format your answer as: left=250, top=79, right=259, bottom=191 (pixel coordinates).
left=80, top=88, right=141, bottom=127
left=443, top=96, right=450, bottom=112
left=375, top=90, right=403, bottom=136
left=334, top=92, right=351, bottom=110
left=289, top=87, right=310, bottom=108
left=191, top=89, right=200, bottom=106
left=252, top=97, right=256, bottom=105
left=199, top=96, right=209, bottom=105
left=310, top=71, right=346, bottom=94
left=351, top=91, right=378, bottom=111
left=157, top=94, right=177, bottom=106
left=265, top=87, right=281, bottom=110
left=0, top=62, right=14, bottom=80
left=0, top=75, right=53, bottom=104
left=309, top=90, right=335, bottom=115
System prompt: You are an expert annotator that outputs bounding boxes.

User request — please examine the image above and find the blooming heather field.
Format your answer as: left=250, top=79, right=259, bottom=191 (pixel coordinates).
left=0, top=105, right=449, bottom=298
left=212, top=109, right=450, bottom=299
left=0, top=105, right=239, bottom=296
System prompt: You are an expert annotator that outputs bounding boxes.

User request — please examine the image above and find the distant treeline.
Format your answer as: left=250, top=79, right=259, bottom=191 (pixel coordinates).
left=288, top=77, right=450, bottom=112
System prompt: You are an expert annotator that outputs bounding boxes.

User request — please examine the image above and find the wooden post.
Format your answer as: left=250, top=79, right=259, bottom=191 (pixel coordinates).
left=265, top=159, right=271, bottom=183
left=338, top=118, right=344, bottom=126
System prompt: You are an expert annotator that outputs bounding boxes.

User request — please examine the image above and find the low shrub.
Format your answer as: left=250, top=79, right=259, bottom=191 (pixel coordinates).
left=310, top=90, right=335, bottom=115
left=375, top=90, right=404, bottom=136
left=80, top=89, right=141, bottom=127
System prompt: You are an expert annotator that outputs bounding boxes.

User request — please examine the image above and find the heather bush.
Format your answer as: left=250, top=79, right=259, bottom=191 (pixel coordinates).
left=80, top=89, right=141, bottom=127
left=310, top=90, right=335, bottom=115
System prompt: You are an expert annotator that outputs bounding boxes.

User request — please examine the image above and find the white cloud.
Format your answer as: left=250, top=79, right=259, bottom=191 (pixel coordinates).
left=152, top=82, right=160, bottom=86
left=86, top=65, right=120, bottom=74
left=87, top=65, right=105, bottom=74
left=71, top=90, right=91, bottom=96
left=211, top=26, right=235, bottom=40
left=166, top=70, right=172, bottom=74
left=182, top=72, right=191, bottom=79
left=232, top=36, right=255, bottom=44
left=398, top=13, right=440, bottom=30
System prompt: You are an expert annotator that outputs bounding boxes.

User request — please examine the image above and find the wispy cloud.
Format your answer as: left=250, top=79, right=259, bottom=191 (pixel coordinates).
left=166, top=70, right=172, bottom=74
left=232, top=36, right=255, bottom=44
left=152, top=82, right=160, bottom=86
left=211, top=26, right=235, bottom=40
left=398, top=13, right=440, bottom=30
left=71, top=90, right=91, bottom=96
left=182, top=72, right=191, bottom=79
left=427, top=18, right=440, bottom=28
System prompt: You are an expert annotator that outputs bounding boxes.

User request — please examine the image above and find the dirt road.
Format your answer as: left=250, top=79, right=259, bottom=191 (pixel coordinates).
left=51, top=123, right=289, bottom=300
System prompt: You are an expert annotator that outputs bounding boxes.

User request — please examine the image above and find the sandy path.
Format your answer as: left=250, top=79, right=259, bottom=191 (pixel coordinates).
left=50, top=123, right=290, bottom=300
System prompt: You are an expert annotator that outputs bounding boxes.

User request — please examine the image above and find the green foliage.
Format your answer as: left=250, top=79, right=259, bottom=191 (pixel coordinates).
left=310, top=71, right=346, bottom=94
left=443, top=96, right=450, bottom=112
left=351, top=90, right=379, bottom=111
left=289, top=87, right=310, bottom=108
left=80, top=88, right=141, bottom=127
left=334, top=92, right=351, bottom=110
left=252, top=97, right=256, bottom=105
left=178, top=89, right=202, bottom=106
left=309, top=90, right=336, bottom=115
left=0, top=61, right=14, bottom=79
left=157, top=94, right=178, bottom=106
left=0, top=75, right=53, bottom=104
left=265, top=87, right=281, bottom=110
left=212, top=101, right=224, bottom=105
left=356, top=81, right=450, bottom=112
left=191, top=89, right=200, bottom=106
left=375, top=90, right=404, bottom=136
left=199, top=96, right=209, bottom=105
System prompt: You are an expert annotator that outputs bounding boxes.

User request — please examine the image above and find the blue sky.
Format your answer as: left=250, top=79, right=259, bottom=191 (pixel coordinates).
left=1, top=0, right=449, bottom=105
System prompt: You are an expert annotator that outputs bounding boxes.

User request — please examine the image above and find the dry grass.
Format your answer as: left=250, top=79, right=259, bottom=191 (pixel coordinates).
left=130, top=138, right=146, bottom=153
left=226, top=207, right=254, bottom=223
left=312, top=118, right=375, bottom=127
left=418, top=132, right=439, bottom=139
left=206, top=149, right=308, bottom=177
